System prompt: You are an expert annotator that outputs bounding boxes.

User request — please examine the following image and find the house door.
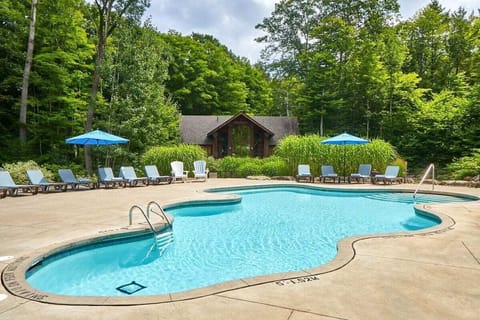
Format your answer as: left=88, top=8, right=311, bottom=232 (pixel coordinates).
left=231, top=125, right=250, bottom=157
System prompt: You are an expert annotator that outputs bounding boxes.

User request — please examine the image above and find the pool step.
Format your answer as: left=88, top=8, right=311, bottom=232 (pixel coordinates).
left=364, top=193, right=415, bottom=204
left=364, top=193, right=458, bottom=204
left=156, top=231, right=174, bottom=255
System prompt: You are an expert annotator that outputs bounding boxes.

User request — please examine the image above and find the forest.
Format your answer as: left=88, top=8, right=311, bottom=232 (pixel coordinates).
left=1, top=0, right=479, bottom=176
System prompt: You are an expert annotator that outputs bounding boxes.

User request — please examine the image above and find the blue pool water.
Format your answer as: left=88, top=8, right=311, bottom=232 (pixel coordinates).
left=26, top=187, right=471, bottom=296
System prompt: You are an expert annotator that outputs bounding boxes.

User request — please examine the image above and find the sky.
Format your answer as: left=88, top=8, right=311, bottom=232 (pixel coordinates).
left=145, top=0, right=479, bottom=63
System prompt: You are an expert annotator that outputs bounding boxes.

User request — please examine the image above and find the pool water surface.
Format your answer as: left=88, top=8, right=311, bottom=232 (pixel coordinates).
left=26, top=187, right=470, bottom=297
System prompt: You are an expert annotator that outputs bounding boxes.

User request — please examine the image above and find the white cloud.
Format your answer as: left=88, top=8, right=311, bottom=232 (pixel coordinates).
left=145, top=0, right=478, bottom=63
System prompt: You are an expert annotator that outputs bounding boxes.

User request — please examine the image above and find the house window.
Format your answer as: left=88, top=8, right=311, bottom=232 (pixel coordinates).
left=232, top=125, right=250, bottom=157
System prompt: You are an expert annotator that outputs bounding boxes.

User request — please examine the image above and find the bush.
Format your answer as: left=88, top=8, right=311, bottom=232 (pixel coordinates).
left=238, top=161, right=262, bottom=177
left=215, top=156, right=289, bottom=178
left=1, top=160, right=55, bottom=184
left=141, top=144, right=207, bottom=175
left=445, top=149, right=480, bottom=179
left=216, top=156, right=246, bottom=177
left=260, top=156, right=289, bottom=176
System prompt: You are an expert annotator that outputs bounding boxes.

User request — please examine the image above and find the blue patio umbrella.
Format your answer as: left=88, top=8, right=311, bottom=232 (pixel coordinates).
left=66, top=129, right=129, bottom=173
left=321, top=133, right=369, bottom=181
left=65, top=129, right=129, bottom=146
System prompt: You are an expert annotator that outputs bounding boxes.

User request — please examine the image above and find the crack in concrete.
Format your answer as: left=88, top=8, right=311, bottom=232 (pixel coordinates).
left=462, top=241, right=480, bottom=265
left=216, top=294, right=348, bottom=320
left=356, top=253, right=480, bottom=270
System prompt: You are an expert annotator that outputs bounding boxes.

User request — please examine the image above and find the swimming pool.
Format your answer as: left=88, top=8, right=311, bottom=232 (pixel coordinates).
left=24, top=186, right=473, bottom=299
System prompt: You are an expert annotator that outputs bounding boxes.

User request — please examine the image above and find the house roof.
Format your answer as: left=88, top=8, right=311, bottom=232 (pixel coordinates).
left=180, top=114, right=299, bottom=146
left=207, top=113, right=274, bottom=137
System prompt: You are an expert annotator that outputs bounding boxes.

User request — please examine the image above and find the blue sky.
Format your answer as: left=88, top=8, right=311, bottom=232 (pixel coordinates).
left=145, top=0, right=479, bottom=62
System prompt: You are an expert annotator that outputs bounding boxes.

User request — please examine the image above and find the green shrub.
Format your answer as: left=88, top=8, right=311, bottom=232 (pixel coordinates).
left=260, top=156, right=289, bottom=176
left=215, top=156, right=289, bottom=178
left=141, top=144, right=207, bottom=175
left=217, top=156, right=245, bottom=177
left=238, top=161, right=262, bottom=177
left=1, top=160, right=55, bottom=184
left=445, top=149, right=480, bottom=179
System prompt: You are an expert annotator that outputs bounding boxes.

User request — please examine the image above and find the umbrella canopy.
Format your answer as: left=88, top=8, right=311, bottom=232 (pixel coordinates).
left=321, top=133, right=370, bottom=181
left=321, top=132, right=369, bottom=145
left=65, top=129, right=129, bottom=146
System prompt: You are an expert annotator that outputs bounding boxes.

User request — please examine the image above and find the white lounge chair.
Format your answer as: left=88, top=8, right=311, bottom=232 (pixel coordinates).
left=349, top=164, right=372, bottom=183
left=193, top=160, right=208, bottom=181
left=58, top=169, right=94, bottom=190
left=296, top=164, right=313, bottom=183
left=170, top=161, right=188, bottom=183
left=27, top=169, right=67, bottom=192
left=144, top=165, right=172, bottom=185
left=320, top=165, right=339, bottom=183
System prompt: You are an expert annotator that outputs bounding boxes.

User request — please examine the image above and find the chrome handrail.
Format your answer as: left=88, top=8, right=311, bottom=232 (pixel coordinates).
left=129, top=204, right=156, bottom=233
left=146, top=201, right=172, bottom=229
left=413, top=163, right=435, bottom=201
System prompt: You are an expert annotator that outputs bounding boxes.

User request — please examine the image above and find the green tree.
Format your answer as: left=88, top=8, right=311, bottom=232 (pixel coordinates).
left=0, top=0, right=30, bottom=161
left=403, top=0, right=450, bottom=92
left=29, top=0, right=94, bottom=163
left=99, top=20, right=180, bottom=162
left=84, top=0, right=150, bottom=174
left=161, top=32, right=271, bottom=115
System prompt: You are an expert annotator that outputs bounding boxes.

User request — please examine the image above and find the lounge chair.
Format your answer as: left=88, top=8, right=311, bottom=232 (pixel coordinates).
left=349, top=164, right=372, bottom=183
left=58, top=169, right=94, bottom=190
left=119, top=166, right=148, bottom=187
left=373, top=166, right=402, bottom=184
left=193, top=160, right=208, bottom=181
left=0, top=171, right=39, bottom=196
left=27, top=169, right=67, bottom=192
left=320, top=165, right=339, bottom=183
left=98, top=167, right=126, bottom=188
left=144, top=165, right=172, bottom=185
left=296, top=164, right=313, bottom=183
left=170, top=161, right=188, bottom=183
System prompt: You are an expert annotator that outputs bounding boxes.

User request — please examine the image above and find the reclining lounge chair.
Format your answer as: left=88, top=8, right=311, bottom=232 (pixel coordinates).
left=373, top=166, right=402, bottom=184
left=144, top=165, right=172, bottom=185
left=98, top=167, right=126, bottom=188
left=349, top=164, right=372, bottom=183
left=0, top=171, right=39, bottom=196
left=320, top=165, right=339, bottom=183
left=296, top=164, right=314, bottom=183
left=58, top=169, right=94, bottom=190
left=27, top=169, right=67, bottom=192
left=119, top=166, right=148, bottom=187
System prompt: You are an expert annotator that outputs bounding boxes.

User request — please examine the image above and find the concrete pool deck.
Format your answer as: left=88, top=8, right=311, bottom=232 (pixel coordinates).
left=0, top=179, right=479, bottom=319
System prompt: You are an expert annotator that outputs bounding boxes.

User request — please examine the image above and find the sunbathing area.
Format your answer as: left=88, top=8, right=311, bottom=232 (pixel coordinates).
left=1, top=178, right=479, bottom=319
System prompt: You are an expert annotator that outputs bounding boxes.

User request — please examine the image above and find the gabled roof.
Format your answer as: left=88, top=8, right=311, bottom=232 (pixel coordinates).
left=180, top=114, right=299, bottom=146
left=207, top=112, right=274, bottom=136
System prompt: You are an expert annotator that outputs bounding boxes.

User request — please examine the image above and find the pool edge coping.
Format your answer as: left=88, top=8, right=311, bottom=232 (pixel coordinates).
left=0, top=185, right=469, bottom=306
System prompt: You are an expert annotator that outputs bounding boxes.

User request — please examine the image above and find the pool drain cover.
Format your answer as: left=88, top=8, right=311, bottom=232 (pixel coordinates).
left=116, top=281, right=146, bottom=295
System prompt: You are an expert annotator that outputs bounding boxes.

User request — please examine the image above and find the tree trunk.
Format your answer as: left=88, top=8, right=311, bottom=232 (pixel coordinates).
left=85, top=1, right=110, bottom=174
left=19, top=0, right=38, bottom=143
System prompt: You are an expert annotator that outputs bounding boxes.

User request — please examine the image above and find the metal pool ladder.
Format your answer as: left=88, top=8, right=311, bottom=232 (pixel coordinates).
left=129, top=201, right=174, bottom=254
left=413, top=163, right=435, bottom=202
